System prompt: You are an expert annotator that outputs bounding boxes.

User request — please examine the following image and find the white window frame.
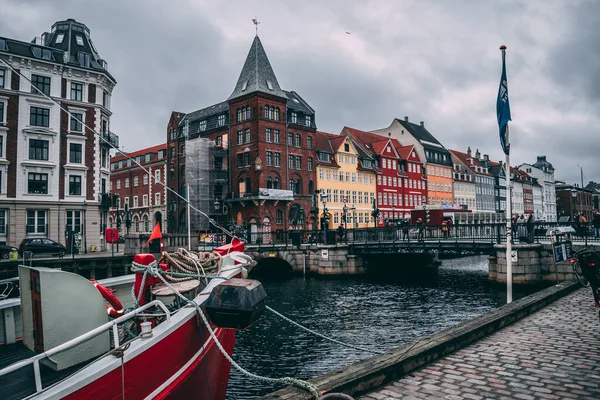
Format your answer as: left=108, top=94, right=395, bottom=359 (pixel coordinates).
left=143, top=174, right=148, bottom=185
left=155, top=169, right=161, bottom=183
left=0, top=96, right=7, bottom=125
left=67, top=107, right=86, bottom=134
left=134, top=176, right=139, bottom=187
left=143, top=194, right=148, bottom=207
left=125, top=178, right=129, bottom=188
left=155, top=192, right=160, bottom=206
left=133, top=196, right=138, bottom=208
left=26, top=209, right=47, bottom=235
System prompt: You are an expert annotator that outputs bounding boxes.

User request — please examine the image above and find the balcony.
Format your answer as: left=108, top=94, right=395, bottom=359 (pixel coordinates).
left=227, top=188, right=295, bottom=205
left=100, top=131, right=119, bottom=148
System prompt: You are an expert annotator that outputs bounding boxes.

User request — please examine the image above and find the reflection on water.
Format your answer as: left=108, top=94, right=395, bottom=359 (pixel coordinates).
left=226, top=256, right=540, bottom=399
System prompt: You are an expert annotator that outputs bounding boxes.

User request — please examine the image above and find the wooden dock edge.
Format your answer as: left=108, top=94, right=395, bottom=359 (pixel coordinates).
left=259, top=280, right=581, bottom=399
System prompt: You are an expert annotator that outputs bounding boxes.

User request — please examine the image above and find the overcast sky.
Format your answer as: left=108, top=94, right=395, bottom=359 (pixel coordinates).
left=1, top=0, right=598, bottom=186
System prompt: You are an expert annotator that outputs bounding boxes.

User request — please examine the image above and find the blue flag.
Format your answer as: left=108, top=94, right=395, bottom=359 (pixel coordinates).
left=496, top=51, right=511, bottom=155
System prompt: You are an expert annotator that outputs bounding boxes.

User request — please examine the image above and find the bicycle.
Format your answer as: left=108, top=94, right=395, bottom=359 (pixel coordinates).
left=570, top=247, right=600, bottom=319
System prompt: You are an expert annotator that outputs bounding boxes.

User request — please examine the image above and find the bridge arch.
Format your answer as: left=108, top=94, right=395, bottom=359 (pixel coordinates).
left=251, top=256, right=293, bottom=278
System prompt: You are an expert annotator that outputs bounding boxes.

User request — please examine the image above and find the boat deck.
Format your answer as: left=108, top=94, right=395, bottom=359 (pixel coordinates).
left=0, top=342, right=89, bottom=400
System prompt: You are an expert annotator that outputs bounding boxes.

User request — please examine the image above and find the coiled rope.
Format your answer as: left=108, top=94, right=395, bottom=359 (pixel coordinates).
left=130, top=257, right=321, bottom=399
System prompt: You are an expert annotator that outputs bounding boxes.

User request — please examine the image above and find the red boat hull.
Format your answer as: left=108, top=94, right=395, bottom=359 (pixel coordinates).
left=63, top=321, right=235, bottom=400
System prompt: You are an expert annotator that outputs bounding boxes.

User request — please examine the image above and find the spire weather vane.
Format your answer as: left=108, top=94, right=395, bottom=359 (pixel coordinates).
left=252, top=17, right=260, bottom=35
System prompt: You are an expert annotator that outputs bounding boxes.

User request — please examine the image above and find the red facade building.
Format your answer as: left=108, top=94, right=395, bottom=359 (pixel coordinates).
left=166, top=36, right=317, bottom=238
left=342, top=127, right=427, bottom=225
left=109, top=144, right=167, bottom=234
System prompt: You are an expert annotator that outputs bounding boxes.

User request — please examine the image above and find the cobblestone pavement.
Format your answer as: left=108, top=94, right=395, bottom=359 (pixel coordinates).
left=359, top=288, right=600, bottom=400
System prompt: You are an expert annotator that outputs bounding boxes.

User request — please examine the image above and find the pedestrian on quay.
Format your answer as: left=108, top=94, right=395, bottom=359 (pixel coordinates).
left=526, top=214, right=534, bottom=243
left=442, top=220, right=449, bottom=239
left=417, top=218, right=424, bottom=242
left=593, top=212, right=600, bottom=238
left=579, top=213, right=588, bottom=238
left=447, top=217, right=453, bottom=237
left=336, top=224, right=345, bottom=242
left=402, top=218, right=410, bottom=242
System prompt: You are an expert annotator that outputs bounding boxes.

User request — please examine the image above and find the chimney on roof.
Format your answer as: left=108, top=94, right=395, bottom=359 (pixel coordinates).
left=475, top=149, right=481, bottom=159
left=404, top=116, right=408, bottom=122
left=483, top=154, right=489, bottom=161
left=419, top=121, right=424, bottom=127
left=467, top=146, right=472, bottom=157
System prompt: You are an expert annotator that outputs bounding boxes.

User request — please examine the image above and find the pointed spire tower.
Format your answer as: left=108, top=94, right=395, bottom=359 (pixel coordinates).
left=229, top=36, right=287, bottom=100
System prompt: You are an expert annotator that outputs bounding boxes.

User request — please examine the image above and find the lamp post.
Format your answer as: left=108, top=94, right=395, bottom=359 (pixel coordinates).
left=82, top=199, right=87, bottom=254
left=571, top=188, right=577, bottom=221
left=320, top=191, right=329, bottom=232
left=351, top=204, right=357, bottom=229
left=342, top=204, right=348, bottom=232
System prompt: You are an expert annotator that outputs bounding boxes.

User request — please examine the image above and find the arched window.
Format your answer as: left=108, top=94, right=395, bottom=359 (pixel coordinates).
left=288, top=132, right=293, bottom=146
left=143, top=215, right=149, bottom=232
left=134, top=216, right=139, bottom=232
left=289, top=179, right=294, bottom=191
left=245, top=178, right=252, bottom=193
left=237, top=108, right=242, bottom=122
left=308, top=180, right=314, bottom=195
left=295, top=179, right=302, bottom=194
left=275, top=107, right=280, bottom=121
left=295, top=134, right=301, bottom=147
left=276, top=210, right=283, bottom=224
left=273, top=177, right=280, bottom=189
left=264, top=105, right=270, bottom=119
left=246, top=106, right=251, bottom=119
left=307, top=136, right=313, bottom=149
left=269, top=106, right=274, bottom=120
left=238, top=178, right=245, bottom=194
left=267, top=177, right=273, bottom=189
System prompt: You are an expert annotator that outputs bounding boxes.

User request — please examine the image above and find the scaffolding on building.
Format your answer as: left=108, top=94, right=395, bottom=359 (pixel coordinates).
left=185, top=137, right=228, bottom=233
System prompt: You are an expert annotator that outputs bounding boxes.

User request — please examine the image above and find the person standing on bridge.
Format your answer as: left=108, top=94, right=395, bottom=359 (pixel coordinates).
left=526, top=214, right=534, bottom=243
left=402, top=218, right=410, bottom=242
left=417, top=218, right=424, bottom=242
left=442, top=220, right=449, bottom=239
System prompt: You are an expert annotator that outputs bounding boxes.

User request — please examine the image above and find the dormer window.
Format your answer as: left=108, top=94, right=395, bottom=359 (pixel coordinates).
left=55, top=34, right=64, bottom=44
left=305, top=115, right=311, bottom=127
left=241, top=80, right=248, bottom=91
left=291, top=112, right=297, bottom=124
left=75, top=35, right=84, bottom=46
left=199, top=120, right=207, bottom=131
left=78, top=52, right=91, bottom=67
left=31, top=47, right=53, bottom=60
left=266, top=80, right=274, bottom=90
left=217, top=114, right=225, bottom=127
left=0, top=39, right=6, bottom=51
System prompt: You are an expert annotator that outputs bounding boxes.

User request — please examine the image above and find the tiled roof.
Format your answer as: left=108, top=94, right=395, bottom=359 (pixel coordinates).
left=111, top=143, right=166, bottom=162
left=394, top=119, right=445, bottom=149
left=181, top=101, right=229, bottom=125
left=229, top=36, right=287, bottom=100
left=450, top=149, right=492, bottom=176
left=342, top=126, right=393, bottom=158
left=313, top=131, right=339, bottom=167
left=285, top=91, right=314, bottom=115
left=391, top=139, right=415, bottom=161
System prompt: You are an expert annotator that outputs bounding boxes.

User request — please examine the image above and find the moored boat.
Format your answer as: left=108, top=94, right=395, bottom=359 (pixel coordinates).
left=0, top=238, right=260, bottom=400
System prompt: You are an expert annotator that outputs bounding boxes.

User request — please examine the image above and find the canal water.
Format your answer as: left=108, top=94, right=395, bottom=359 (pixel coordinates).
left=226, top=255, right=541, bottom=399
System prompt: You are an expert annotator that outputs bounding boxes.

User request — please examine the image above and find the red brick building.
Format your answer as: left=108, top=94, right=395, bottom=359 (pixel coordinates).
left=166, top=36, right=317, bottom=238
left=109, top=144, right=167, bottom=234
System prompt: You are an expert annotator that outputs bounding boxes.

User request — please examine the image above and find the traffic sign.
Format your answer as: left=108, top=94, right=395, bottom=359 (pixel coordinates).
left=342, top=196, right=347, bottom=203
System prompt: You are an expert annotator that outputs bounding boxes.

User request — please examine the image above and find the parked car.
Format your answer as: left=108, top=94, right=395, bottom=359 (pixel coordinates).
left=18, top=238, right=66, bottom=257
left=0, top=244, right=18, bottom=259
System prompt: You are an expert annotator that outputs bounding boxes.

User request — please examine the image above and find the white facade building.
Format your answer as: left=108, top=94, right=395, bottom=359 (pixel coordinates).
left=0, top=19, right=117, bottom=249
left=518, top=156, right=557, bottom=222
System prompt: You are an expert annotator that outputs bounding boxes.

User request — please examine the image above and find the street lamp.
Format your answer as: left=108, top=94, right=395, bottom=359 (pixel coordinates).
left=342, top=204, right=348, bottom=231
left=320, top=191, right=329, bottom=231
left=571, top=188, right=577, bottom=221
left=82, top=199, right=87, bottom=254
left=350, top=204, right=357, bottom=229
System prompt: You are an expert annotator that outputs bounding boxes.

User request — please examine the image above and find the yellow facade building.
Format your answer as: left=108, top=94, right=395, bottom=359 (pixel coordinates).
left=314, top=131, right=377, bottom=229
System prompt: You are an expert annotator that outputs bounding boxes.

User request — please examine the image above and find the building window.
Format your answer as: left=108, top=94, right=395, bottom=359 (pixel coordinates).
left=69, top=143, right=82, bottom=163
left=65, top=210, right=81, bottom=233
left=237, top=130, right=243, bottom=145
left=31, top=74, right=51, bottom=96
left=295, top=155, right=301, bottom=170
left=295, top=134, right=301, bottom=147
left=276, top=210, right=283, bottom=224
left=0, top=135, right=3, bottom=158
left=70, top=112, right=83, bottom=132
left=143, top=174, right=148, bottom=185
left=267, top=177, right=273, bottom=188
left=28, top=173, right=48, bottom=194
left=274, top=152, right=281, bottom=167
left=288, top=132, right=293, bottom=146
left=275, top=108, right=280, bottom=121
left=29, top=139, right=49, bottom=160
left=103, top=91, right=109, bottom=108
left=26, top=210, right=46, bottom=234
left=69, top=175, right=82, bottom=195
left=133, top=196, right=139, bottom=207
left=266, top=128, right=272, bottom=142
left=71, top=82, right=83, bottom=101
left=306, top=115, right=312, bottom=127
left=274, top=129, right=280, bottom=144
left=134, top=176, right=139, bottom=187
left=291, top=112, right=297, bottom=124
left=245, top=129, right=250, bottom=143
left=216, top=136, right=222, bottom=146
left=237, top=153, right=243, bottom=168
left=0, top=101, right=4, bottom=124
left=308, top=157, right=313, bottom=171
left=155, top=192, right=160, bottom=205
left=125, top=178, right=129, bottom=188
left=266, top=151, right=273, bottom=166
left=30, top=107, right=50, bottom=127
left=0, top=68, right=5, bottom=89
left=307, top=136, right=313, bottom=149
left=288, top=155, right=294, bottom=169
left=244, top=152, right=250, bottom=167
left=217, top=114, right=225, bottom=127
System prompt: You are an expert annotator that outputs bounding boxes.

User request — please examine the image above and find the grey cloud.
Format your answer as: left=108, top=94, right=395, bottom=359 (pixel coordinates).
left=0, top=0, right=597, bottom=186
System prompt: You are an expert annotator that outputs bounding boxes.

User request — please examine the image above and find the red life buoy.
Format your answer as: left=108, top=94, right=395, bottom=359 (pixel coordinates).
left=91, top=279, right=124, bottom=318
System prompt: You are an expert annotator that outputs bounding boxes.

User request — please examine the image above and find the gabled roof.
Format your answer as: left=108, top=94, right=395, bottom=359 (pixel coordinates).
left=450, top=149, right=492, bottom=176
left=391, top=139, right=416, bottom=162
left=229, top=36, right=287, bottom=100
left=313, top=131, right=339, bottom=168
left=111, top=144, right=166, bottom=163
left=329, top=135, right=346, bottom=153
left=342, top=126, right=399, bottom=159
left=394, top=118, right=447, bottom=151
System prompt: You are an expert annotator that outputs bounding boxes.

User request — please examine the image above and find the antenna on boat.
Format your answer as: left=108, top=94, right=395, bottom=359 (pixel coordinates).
left=0, top=57, right=234, bottom=238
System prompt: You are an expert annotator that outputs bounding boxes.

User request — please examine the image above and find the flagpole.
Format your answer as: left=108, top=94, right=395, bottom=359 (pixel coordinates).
left=501, top=45, right=513, bottom=304
left=187, top=188, right=191, bottom=251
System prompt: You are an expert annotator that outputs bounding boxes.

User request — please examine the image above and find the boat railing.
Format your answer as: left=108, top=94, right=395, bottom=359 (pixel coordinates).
left=0, top=299, right=171, bottom=393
